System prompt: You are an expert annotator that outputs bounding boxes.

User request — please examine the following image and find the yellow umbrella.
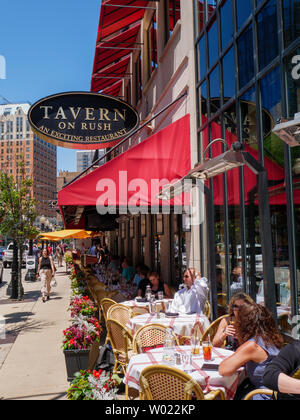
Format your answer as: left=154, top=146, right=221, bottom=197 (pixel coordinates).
left=39, top=230, right=87, bottom=240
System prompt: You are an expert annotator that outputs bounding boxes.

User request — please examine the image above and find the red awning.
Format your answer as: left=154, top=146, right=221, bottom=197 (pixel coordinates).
left=91, top=24, right=141, bottom=90
left=101, top=80, right=123, bottom=97
left=202, top=117, right=285, bottom=206
left=268, top=181, right=300, bottom=206
left=96, top=0, right=148, bottom=42
left=58, top=115, right=191, bottom=215
left=91, top=55, right=130, bottom=92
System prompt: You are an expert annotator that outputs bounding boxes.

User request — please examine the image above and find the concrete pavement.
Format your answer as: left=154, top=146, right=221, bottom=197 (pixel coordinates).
left=0, top=266, right=71, bottom=400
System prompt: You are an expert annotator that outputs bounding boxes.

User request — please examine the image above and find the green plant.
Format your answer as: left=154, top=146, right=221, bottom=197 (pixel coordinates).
left=67, top=370, right=121, bottom=400
left=0, top=159, right=39, bottom=299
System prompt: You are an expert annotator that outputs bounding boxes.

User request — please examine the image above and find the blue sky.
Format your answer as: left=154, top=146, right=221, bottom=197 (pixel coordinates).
left=0, top=0, right=101, bottom=172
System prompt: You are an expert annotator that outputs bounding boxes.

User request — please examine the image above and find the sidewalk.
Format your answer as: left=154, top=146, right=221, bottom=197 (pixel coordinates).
left=0, top=266, right=71, bottom=400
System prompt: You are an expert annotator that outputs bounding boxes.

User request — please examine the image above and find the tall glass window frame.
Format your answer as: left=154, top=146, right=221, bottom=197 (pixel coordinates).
left=194, top=0, right=300, bottom=328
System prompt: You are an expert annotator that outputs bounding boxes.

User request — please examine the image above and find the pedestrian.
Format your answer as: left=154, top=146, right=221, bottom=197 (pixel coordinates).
left=56, top=244, right=63, bottom=268
left=37, top=248, right=56, bottom=303
left=47, top=244, right=53, bottom=256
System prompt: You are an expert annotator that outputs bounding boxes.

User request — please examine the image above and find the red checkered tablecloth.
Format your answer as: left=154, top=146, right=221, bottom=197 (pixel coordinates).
left=124, top=346, right=243, bottom=400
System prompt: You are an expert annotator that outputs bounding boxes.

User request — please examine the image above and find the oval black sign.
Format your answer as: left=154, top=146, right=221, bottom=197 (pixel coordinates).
left=28, top=92, right=140, bottom=150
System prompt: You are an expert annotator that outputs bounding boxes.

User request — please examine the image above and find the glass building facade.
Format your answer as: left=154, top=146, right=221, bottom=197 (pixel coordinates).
left=194, top=0, right=300, bottom=338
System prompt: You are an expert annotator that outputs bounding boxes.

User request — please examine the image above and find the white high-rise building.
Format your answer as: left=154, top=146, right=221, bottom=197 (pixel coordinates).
left=76, top=150, right=105, bottom=172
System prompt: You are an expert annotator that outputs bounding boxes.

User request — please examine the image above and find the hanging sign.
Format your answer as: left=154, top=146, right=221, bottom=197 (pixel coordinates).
left=28, top=92, right=140, bottom=150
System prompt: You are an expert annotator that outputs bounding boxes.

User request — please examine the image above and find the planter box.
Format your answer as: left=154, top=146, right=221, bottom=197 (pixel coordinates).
left=64, top=349, right=90, bottom=382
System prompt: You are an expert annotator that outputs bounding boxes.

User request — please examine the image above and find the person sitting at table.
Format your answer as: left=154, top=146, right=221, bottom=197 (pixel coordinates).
left=263, top=341, right=300, bottom=400
left=122, top=258, right=135, bottom=284
left=137, top=265, right=151, bottom=298
left=168, top=268, right=209, bottom=315
left=149, top=271, right=172, bottom=299
left=108, top=255, right=120, bottom=274
left=213, top=292, right=254, bottom=351
left=133, top=263, right=143, bottom=287
left=219, top=303, right=284, bottom=400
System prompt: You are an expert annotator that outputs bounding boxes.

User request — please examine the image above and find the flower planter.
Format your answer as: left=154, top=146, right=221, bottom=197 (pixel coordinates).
left=64, top=349, right=90, bottom=382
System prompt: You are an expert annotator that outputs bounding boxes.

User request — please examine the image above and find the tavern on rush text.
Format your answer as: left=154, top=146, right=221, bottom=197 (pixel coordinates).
left=28, top=92, right=140, bottom=149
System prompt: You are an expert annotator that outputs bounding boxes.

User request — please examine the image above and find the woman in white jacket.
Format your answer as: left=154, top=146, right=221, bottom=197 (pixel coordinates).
left=170, top=268, right=209, bottom=315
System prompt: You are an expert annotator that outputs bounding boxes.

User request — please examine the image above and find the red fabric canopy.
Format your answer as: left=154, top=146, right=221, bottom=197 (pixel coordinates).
left=58, top=115, right=191, bottom=210
left=91, top=24, right=141, bottom=90
left=101, top=80, right=123, bottom=97
left=202, top=117, right=285, bottom=206
left=268, top=182, right=300, bottom=206
left=96, top=0, right=148, bottom=43
left=91, top=55, right=130, bottom=92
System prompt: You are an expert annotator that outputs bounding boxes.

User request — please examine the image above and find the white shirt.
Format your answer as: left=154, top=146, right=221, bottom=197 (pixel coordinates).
left=170, top=277, right=209, bottom=315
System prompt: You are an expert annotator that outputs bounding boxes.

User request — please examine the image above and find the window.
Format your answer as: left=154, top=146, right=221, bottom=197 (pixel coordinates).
left=16, top=117, right=23, bottom=133
left=135, top=53, right=142, bottom=104
left=237, top=25, right=254, bottom=89
left=257, top=0, right=279, bottom=70
left=220, top=0, right=234, bottom=51
left=165, top=0, right=181, bottom=43
left=146, top=13, right=158, bottom=80
left=283, top=0, right=300, bottom=48
left=236, top=0, right=252, bottom=30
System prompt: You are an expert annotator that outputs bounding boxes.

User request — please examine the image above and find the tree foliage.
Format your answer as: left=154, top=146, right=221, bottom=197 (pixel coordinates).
left=0, top=157, right=39, bottom=298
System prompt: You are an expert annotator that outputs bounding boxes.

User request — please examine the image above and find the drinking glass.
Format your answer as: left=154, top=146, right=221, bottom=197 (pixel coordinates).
left=150, top=301, right=156, bottom=315
left=158, top=291, right=164, bottom=301
left=203, top=341, right=213, bottom=361
left=191, top=336, right=201, bottom=355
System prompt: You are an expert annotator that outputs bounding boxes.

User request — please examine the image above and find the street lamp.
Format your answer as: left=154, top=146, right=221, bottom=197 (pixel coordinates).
left=272, top=113, right=300, bottom=147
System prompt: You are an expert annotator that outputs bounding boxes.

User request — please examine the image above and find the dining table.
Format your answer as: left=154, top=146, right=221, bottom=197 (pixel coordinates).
left=126, top=312, right=211, bottom=339
left=124, top=346, right=244, bottom=400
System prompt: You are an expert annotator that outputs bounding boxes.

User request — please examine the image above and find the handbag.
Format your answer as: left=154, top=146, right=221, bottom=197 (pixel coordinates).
left=95, top=344, right=115, bottom=372
left=50, top=279, right=57, bottom=288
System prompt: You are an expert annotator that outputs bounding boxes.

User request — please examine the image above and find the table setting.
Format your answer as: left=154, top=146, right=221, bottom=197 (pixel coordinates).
left=124, top=345, right=243, bottom=400
left=127, top=311, right=211, bottom=338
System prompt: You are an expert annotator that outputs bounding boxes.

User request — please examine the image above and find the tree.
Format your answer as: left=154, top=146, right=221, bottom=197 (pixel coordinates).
left=0, top=158, right=39, bottom=300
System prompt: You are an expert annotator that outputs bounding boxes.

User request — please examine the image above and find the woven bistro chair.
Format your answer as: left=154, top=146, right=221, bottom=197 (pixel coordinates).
left=106, top=318, right=133, bottom=400
left=139, top=365, right=225, bottom=400
left=244, top=389, right=277, bottom=401
left=204, top=300, right=211, bottom=319
left=107, top=304, right=133, bottom=328
left=100, top=298, right=117, bottom=344
left=133, top=324, right=179, bottom=354
left=100, top=298, right=117, bottom=323
left=201, top=314, right=230, bottom=344
left=245, top=368, right=300, bottom=400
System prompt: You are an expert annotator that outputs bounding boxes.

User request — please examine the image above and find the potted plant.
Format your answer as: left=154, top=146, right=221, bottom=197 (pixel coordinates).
left=69, top=295, right=98, bottom=319
left=63, top=315, right=101, bottom=382
left=67, top=369, right=121, bottom=400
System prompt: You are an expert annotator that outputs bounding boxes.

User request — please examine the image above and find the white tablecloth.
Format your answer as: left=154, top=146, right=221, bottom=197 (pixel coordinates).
left=124, top=346, right=242, bottom=400
left=127, top=313, right=210, bottom=338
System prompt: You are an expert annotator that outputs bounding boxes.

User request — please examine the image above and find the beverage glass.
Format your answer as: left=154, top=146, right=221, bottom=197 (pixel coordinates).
left=203, top=341, right=213, bottom=361
left=158, top=291, right=164, bottom=301
left=191, top=336, right=201, bottom=355
left=150, top=301, right=156, bottom=315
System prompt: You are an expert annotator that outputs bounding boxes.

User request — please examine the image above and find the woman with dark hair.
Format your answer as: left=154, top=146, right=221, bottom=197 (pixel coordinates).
left=213, top=292, right=254, bottom=351
left=148, top=272, right=172, bottom=299
left=37, top=248, right=56, bottom=303
left=219, top=303, right=284, bottom=400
